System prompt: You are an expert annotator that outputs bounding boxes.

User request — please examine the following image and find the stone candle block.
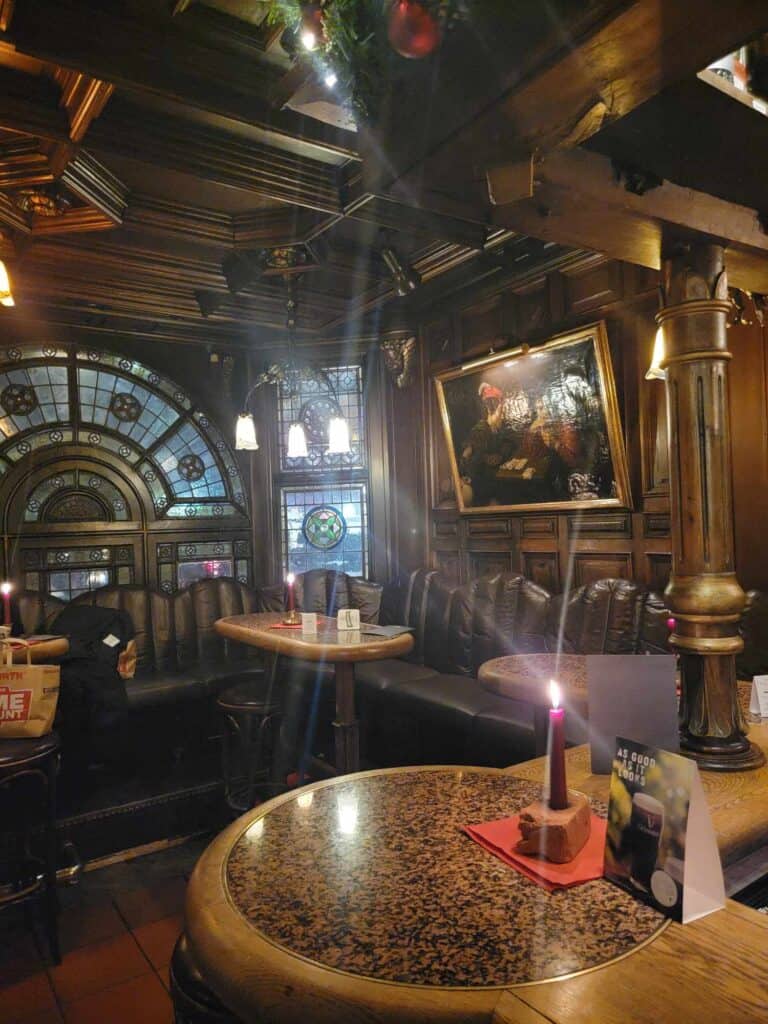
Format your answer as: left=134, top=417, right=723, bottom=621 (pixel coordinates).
left=515, top=790, right=591, bottom=863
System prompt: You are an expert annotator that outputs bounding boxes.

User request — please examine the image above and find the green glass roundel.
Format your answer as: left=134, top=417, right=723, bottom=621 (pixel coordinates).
left=302, top=505, right=347, bottom=550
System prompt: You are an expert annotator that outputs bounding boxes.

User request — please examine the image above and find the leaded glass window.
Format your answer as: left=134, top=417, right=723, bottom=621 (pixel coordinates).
left=275, top=363, right=369, bottom=577
left=0, top=346, right=248, bottom=519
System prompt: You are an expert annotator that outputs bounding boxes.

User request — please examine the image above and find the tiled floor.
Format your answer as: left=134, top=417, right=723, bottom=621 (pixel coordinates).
left=0, top=836, right=210, bottom=1024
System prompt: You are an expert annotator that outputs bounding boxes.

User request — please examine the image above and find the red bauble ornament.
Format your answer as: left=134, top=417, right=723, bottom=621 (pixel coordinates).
left=387, top=0, right=442, bottom=59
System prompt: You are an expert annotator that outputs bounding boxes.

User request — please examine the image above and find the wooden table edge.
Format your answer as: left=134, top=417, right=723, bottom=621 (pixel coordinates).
left=214, top=614, right=414, bottom=663
left=185, top=765, right=672, bottom=1024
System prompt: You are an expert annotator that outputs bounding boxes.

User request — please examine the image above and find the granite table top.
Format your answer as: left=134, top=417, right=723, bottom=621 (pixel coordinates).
left=224, top=767, right=665, bottom=988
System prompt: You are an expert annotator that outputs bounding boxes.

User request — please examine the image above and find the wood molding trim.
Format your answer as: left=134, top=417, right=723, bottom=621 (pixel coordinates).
left=52, top=67, right=114, bottom=143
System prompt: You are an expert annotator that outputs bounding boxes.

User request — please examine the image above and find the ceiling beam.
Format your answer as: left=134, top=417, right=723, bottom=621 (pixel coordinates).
left=489, top=147, right=768, bottom=293
left=9, top=0, right=358, bottom=163
left=378, top=0, right=768, bottom=218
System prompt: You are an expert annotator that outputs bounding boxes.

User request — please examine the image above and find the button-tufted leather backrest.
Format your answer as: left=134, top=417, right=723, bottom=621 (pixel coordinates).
left=175, top=577, right=259, bottom=668
left=276, top=570, right=383, bottom=624
left=551, top=578, right=655, bottom=655
left=15, top=590, right=67, bottom=636
left=471, top=573, right=552, bottom=672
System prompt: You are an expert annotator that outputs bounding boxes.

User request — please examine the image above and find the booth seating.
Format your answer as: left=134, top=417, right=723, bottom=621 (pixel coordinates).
left=17, top=579, right=264, bottom=711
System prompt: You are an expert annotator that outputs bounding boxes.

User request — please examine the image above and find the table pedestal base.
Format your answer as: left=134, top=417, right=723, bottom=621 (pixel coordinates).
left=333, top=662, right=359, bottom=775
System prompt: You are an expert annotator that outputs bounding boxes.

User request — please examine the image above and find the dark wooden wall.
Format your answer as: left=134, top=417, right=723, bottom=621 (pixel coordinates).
left=381, top=251, right=768, bottom=595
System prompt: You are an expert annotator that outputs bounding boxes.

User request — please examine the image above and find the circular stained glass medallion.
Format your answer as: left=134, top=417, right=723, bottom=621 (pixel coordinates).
left=302, top=505, right=346, bottom=550
left=1, top=383, right=38, bottom=416
left=177, top=454, right=205, bottom=482
left=110, top=392, right=142, bottom=423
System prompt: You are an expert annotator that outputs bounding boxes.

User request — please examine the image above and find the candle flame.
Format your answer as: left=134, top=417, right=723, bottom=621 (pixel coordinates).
left=549, top=680, right=561, bottom=709
left=0, top=582, right=12, bottom=596
left=286, top=573, right=295, bottom=585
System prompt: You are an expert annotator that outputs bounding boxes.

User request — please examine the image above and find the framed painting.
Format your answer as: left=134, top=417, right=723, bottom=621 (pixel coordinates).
left=434, top=322, right=631, bottom=514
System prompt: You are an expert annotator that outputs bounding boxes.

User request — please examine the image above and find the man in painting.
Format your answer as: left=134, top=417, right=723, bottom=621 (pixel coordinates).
left=459, top=381, right=519, bottom=506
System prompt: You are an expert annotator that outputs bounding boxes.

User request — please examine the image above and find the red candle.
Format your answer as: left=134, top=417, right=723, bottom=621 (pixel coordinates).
left=285, top=573, right=296, bottom=612
left=548, top=680, right=568, bottom=810
left=1, top=582, right=11, bottom=627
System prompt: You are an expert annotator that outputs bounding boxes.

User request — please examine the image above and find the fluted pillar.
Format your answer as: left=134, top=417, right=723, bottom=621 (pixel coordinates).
left=659, top=242, right=764, bottom=771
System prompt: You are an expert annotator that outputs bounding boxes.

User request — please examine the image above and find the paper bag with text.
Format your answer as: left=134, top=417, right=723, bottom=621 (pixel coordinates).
left=0, top=639, right=60, bottom=739
left=604, top=737, right=725, bottom=923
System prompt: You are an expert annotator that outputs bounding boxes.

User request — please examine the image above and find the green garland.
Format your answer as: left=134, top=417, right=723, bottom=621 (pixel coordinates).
left=265, top=0, right=467, bottom=121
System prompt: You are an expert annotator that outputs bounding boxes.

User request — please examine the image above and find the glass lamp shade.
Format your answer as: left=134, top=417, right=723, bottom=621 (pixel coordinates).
left=327, top=415, right=351, bottom=455
left=0, top=260, right=14, bottom=307
left=235, top=413, right=259, bottom=451
left=645, top=327, right=666, bottom=381
left=287, top=422, right=309, bottom=459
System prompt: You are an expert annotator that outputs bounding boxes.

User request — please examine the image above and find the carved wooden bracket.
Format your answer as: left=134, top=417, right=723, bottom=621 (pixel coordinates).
left=380, top=336, right=417, bottom=389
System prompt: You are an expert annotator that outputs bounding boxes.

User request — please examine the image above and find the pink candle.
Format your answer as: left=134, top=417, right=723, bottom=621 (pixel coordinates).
left=285, top=573, right=296, bottom=613
left=666, top=616, right=676, bottom=631
left=548, top=680, right=568, bottom=810
left=1, top=582, right=11, bottom=627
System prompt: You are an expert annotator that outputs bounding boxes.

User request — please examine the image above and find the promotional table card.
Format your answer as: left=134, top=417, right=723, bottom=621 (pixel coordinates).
left=337, top=608, right=360, bottom=631
left=587, top=655, right=679, bottom=774
left=300, top=613, right=318, bottom=636
left=749, top=675, right=768, bottom=717
left=604, top=737, right=725, bottom=923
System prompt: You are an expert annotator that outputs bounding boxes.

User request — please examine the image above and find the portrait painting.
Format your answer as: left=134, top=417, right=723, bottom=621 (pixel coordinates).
left=434, top=323, right=631, bottom=514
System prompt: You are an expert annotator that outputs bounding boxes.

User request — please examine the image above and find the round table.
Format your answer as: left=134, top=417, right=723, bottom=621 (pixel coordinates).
left=214, top=613, right=414, bottom=776
left=3, top=637, right=69, bottom=663
left=479, top=654, right=588, bottom=755
left=186, top=766, right=666, bottom=1024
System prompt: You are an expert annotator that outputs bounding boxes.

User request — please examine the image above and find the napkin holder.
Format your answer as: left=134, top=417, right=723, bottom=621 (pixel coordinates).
left=515, top=790, right=591, bottom=864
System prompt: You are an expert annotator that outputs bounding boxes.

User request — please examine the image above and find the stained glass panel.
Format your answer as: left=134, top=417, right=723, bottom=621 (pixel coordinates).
left=153, top=420, right=225, bottom=498
left=78, top=367, right=181, bottom=448
left=4, top=427, right=74, bottom=462
left=277, top=365, right=365, bottom=473
left=0, top=365, right=69, bottom=438
left=281, top=484, right=367, bottom=576
left=76, top=349, right=191, bottom=409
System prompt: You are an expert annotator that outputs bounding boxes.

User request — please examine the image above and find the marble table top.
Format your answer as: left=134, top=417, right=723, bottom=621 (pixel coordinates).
left=225, top=767, right=665, bottom=988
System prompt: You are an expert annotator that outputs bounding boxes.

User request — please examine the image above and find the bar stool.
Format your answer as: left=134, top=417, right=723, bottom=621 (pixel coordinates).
left=170, top=932, right=242, bottom=1023
left=0, top=732, right=61, bottom=964
left=217, top=682, right=282, bottom=814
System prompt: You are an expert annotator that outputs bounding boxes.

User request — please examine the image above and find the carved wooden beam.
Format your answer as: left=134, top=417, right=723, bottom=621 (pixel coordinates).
left=51, top=67, right=113, bottom=143
left=9, top=0, right=358, bottom=162
left=59, top=150, right=128, bottom=225
left=488, top=148, right=768, bottom=293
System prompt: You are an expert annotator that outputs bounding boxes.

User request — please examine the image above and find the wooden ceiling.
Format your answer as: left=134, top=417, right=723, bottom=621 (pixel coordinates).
left=1, top=0, right=768, bottom=351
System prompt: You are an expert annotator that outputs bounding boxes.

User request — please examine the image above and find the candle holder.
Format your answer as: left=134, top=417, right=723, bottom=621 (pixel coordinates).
left=515, top=790, right=592, bottom=863
left=282, top=609, right=301, bottom=626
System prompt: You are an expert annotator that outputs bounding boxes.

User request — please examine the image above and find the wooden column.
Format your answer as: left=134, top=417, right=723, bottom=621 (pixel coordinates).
left=659, top=242, right=764, bottom=771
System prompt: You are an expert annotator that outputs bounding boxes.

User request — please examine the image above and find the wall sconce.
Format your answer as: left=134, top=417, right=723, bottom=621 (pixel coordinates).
left=381, top=245, right=421, bottom=297
left=645, top=326, right=666, bottom=381
left=0, top=260, right=14, bottom=307
left=235, top=413, right=259, bottom=451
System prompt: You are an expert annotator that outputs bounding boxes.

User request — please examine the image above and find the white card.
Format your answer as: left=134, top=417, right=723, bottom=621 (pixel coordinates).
left=337, top=608, right=360, bottom=631
left=301, top=613, right=318, bottom=635
left=749, top=675, right=768, bottom=716
left=682, top=766, right=726, bottom=923
left=103, top=633, right=120, bottom=648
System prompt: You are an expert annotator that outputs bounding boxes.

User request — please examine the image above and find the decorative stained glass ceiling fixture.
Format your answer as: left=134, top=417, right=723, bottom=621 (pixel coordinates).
left=235, top=276, right=351, bottom=457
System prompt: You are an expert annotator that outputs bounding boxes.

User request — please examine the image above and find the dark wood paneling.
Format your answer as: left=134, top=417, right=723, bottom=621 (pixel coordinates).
left=573, top=552, right=633, bottom=588
left=560, top=256, right=623, bottom=316
left=521, top=550, right=560, bottom=592
left=567, top=512, right=630, bottom=536
left=511, top=277, right=549, bottom=339
left=644, top=513, right=670, bottom=538
left=458, top=292, right=507, bottom=358
left=466, top=518, right=512, bottom=538
left=424, top=317, right=457, bottom=369
left=644, top=552, right=672, bottom=594
left=521, top=516, right=557, bottom=537
left=433, top=550, right=460, bottom=581
left=469, top=550, right=513, bottom=579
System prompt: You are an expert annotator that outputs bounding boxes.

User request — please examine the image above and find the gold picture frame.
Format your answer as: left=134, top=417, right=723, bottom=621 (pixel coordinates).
left=434, top=322, right=632, bottom=514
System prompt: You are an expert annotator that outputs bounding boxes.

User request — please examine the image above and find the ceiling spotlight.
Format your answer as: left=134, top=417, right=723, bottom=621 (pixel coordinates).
left=324, top=70, right=338, bottom=88
left=221, top=251, right=263, bottom=295
left=194, top=289, right=222, bottom=318
left=381, top=245, right=421, bottom=297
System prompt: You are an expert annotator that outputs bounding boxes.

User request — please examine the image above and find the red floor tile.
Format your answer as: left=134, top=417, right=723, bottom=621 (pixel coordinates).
left=113, top=878, right=187, bottom=930
left=61, top=972, right=172, bottom=1024
left=7, top=1011, right=64, bottom=1024
left=0, top=972, right=58, bottom=1023
left=154, top=963, right=171, bottom=993
left=131, top=914, right=183, bottom=970
left=47, top=932, right=149, bottom=1004
left=57, top=898, right=127, bottom=954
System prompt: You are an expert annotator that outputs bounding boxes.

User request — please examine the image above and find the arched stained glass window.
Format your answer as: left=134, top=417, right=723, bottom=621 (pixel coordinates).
left=0, top=346, right=247, bottom=519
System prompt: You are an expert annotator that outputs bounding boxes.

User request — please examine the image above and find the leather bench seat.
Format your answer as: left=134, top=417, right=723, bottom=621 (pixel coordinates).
left=125, top=668, right=210, bottom=710
left=354, top=658, right=439, bottom=692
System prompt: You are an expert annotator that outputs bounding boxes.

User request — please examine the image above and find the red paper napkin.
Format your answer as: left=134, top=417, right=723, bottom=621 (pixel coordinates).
left=462, top=813, right=607, bottom=891
left=268, top=623, right=303, bottom=630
